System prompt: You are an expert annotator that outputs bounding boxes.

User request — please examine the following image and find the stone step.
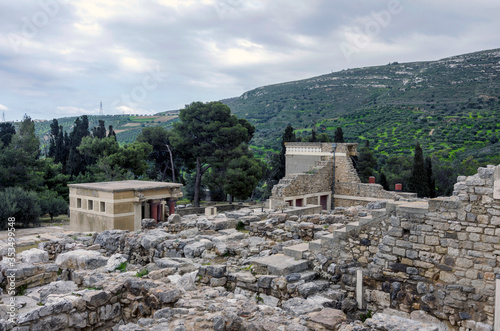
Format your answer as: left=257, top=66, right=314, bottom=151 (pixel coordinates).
left=309, top=239, right=322, bottom=253
left=345, top=221, right=359, bottom=232
left=284, top=243, right=310, bottom=259
left=252, top=254, right=309, bottom=276
left=359, top=215, right=373, bottom=226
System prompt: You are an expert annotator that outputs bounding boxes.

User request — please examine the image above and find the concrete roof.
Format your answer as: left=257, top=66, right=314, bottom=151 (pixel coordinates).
left=68, top=180, right=182, bottom=192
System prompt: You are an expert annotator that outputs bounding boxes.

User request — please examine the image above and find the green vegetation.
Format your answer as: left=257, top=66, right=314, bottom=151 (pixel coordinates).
left=116, top=262, right=128, bottom=272
left=360, top=309, right=373, bottom=322
left=236, top=221, right=245, bottom=231
left=16, top=285, right=27, bottom=296
left=135, top=268, right=149, bottom=278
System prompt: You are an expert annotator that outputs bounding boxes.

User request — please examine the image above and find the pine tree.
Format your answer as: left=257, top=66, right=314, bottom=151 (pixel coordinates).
left=334, top=127, right=345, bottom=143
left=409, top=142, right=430, bottom=198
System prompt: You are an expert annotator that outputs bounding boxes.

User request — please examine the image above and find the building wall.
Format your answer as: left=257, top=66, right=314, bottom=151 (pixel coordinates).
left=320, top=165, right=500, bottom=329
left=271, top=143, right=361, bottom=209
left=69, top=187, right=136, bottom=232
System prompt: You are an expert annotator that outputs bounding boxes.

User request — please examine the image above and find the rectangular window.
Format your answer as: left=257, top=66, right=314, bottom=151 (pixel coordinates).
left=100, top=201, right=106, bottom=213
left=88, top=200, right=94, bottom=210
left=77, top=198, right=82, bottom=208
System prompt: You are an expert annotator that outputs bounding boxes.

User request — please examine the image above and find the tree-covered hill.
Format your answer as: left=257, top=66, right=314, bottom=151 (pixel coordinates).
left=34, top=112, right=179, bottom=149
left=222, top=48, right=500, bottom=163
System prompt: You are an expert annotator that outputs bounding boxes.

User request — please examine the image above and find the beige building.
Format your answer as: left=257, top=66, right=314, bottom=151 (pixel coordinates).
left=69, top=180, right=183, bottom=232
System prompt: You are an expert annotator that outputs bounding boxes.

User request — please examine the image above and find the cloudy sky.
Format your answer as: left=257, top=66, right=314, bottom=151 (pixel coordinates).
left=0, top=0, right=499, bottom=121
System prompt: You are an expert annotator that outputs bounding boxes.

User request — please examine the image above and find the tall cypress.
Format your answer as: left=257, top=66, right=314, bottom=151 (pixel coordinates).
left=67, top=116, right=90, bottom=177
left=334, top=127, right=345, bottom=143
left=409, top=142, right=430, bottom=198
left=425, top=156, right=436, bottom=198
left=273, top=125, right=295, bottom=181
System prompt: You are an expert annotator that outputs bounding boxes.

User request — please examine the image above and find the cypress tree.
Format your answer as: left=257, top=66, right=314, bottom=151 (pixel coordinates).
left=409, top=142, right=430, bottom=197
left=425, top=156, right=436, bottom=198
left=92, top=120, right=107, bottom=139
left=273, top=125, right=295, bottom=181
left=357, top=140, right=377, bottom=182
left=67, top=116, right=90, bottom=177
left=334, top=127, right=345, bottom=143
left=380, top=172, right=390, bottom=191
left=108, top=125, right=117, bottom=140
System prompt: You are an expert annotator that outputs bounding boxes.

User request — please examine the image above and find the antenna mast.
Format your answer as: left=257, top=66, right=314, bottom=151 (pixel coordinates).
left=99, top=101, right=103, bottom=116
left=2, top=111, right=5, bottom=122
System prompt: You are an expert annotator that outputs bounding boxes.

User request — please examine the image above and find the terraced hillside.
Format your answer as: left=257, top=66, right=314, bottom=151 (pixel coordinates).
left=222, top=48, right=500, bottom=162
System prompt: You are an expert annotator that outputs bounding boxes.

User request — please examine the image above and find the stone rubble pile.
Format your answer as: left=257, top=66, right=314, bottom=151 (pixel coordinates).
left=1, top=190, right=487, bottom=330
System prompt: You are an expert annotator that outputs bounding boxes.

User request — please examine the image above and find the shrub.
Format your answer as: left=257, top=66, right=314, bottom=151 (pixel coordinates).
left=0, top=187, right=41, bottom=229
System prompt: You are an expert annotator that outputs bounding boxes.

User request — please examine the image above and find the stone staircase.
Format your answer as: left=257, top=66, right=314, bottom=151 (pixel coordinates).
left=309, top=208, right=389, bottom=253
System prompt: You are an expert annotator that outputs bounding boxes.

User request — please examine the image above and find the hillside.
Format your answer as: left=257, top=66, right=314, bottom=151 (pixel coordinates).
left=34, top=111, right=179, bottom=148
left=33, top=49, right=500, bottom=165
left=222, top=48, right=500, bottom=162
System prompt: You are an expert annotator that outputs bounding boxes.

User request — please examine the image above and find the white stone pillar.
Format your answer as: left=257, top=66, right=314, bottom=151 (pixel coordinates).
left=356, top=269, right=363, bottom=309
left=495, top=278, right=500, bottom=331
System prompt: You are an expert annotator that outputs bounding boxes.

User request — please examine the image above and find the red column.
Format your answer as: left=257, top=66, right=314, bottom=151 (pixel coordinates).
left=168, top=199, right=177, bottom=215
left=395, top=183, right=403, bottom=191
left=369, top=176, right=376, bottom=184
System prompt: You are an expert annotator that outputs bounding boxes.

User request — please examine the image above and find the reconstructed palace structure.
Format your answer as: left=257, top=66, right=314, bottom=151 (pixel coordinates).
left=69, top=180, right=183, bottom=232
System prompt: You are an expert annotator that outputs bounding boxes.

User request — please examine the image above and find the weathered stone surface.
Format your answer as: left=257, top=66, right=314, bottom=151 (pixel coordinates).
left=94, top=230, right=128, bottom=253
left=84, top=290, right=111, bottom=307
left=168, top=214, right=182, bottom=224
left=298, top=282, right=320, bottom=298
left=55, top=250, right=107, bottom=270
left=141, top=218, right=157, bottom=229
left=19, top=248, right=49, bottom=264
left=282, top=297, right=322, bottom=316
left=308, top=308, right=346, bottom=329
left=156, top=288, right=182, bottom=304
left=366, top=313, right=440, bottom=331
left=39, top=281, right=78, bottom=304
left=140, top=229, right=170, bottom=250
left=105, top=253, right=128, bottom=272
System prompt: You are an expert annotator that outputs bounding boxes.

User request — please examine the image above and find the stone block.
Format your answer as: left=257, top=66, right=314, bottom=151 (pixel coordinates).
left=424, top=236, right=440, bottom=246
left=308, top=308, right=346, bottom=329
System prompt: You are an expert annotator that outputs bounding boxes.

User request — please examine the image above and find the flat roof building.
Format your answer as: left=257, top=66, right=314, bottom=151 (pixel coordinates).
left=69, top=180, right=183, bottom=232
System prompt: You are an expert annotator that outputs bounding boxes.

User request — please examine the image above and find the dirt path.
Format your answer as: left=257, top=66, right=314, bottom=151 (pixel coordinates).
left=429, top=129, right=435, bottom=136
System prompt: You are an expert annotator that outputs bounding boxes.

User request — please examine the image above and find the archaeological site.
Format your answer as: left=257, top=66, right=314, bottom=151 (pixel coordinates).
left=1, top=142, right=500, bottom=331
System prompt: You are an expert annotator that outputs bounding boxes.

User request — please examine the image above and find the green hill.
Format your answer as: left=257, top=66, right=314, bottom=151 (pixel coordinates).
left=222, top=48, right=500, bottom=163
left=34, top=112, right=179, bottom=148
left=33, top=48, right=500, bottom=165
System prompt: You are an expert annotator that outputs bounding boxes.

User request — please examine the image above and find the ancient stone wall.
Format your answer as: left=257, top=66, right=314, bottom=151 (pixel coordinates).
left=319, top=165, right=500, bottom=330
left=335, top=182, right=406, bottom=200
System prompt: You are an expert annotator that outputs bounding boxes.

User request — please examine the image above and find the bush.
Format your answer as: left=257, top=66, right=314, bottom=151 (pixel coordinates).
left=0, top=187, right=41, bottom=229
left=39, top=191, right=68, bottom=221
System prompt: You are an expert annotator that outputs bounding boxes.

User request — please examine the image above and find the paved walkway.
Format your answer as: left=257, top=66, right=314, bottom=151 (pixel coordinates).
left=0, top=225, right=72, bottom=240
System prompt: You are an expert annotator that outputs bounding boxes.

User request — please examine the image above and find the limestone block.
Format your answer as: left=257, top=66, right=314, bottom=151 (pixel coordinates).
left=19, top=248, right=49, bottom=264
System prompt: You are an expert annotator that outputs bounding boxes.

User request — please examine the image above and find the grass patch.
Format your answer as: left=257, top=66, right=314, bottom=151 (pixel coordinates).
left=116, top=262, right=128, bottom=272
left=135, top=268, right=149, bottom=278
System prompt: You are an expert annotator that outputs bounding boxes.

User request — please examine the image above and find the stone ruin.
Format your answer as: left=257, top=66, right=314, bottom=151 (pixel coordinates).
left=0, top=164, right=499, bottom=330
